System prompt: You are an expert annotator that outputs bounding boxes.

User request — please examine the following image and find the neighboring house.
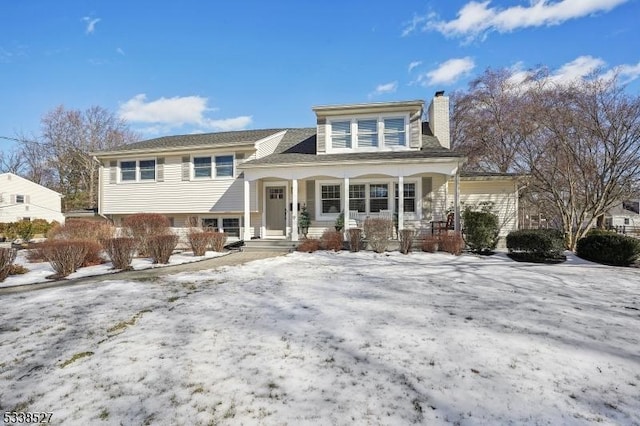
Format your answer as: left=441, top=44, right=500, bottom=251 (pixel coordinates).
left=94, top=93, right=521, bottom=242
left=0, top=173, right=65, bottom=224
left=605, top=200, right=640, bottom=235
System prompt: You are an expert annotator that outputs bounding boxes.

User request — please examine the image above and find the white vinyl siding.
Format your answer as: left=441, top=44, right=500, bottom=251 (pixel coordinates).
left=0, top=173, right=64, bottom=223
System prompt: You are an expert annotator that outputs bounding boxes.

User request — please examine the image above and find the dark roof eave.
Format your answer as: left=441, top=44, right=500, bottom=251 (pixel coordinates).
left=240, top=155, right=467, bottom=169
left=92, top=141, right=258, bottom=158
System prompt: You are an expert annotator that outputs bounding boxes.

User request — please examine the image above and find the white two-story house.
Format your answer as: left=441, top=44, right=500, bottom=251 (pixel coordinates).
left=95, top=93, right=520, bottom=243
left=0, top=173, right=65, bottom=224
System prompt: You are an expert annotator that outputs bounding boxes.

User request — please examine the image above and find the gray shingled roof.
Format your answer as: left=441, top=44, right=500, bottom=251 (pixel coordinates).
left=99, top=128, right=285, bottom=153
left=241, top=126, right=464, bottom=167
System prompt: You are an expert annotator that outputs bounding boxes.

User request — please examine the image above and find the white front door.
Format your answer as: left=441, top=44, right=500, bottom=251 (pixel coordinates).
left=265, top=186, right=286, bottom=236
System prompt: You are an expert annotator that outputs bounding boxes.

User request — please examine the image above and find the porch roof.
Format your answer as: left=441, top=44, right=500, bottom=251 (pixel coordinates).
left=240, top=128, right=465, bottom=168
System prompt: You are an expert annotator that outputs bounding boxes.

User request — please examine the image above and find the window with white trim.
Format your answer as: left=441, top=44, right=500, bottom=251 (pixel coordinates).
left=349, top=184, right=366, bottom=212
left=384, top=118, right=406, bottom=146
left=331, top=121, right=351, bottom=148
left=369, top=184, right=389, bottom=212
left=201, top=218, right=218, bottom=229
left=328, top=116, right=407, bottom=151
left=192, top=155, right=234, bottom=179
left=222, top=218, right=240, bottom=237
left=357, top=119, right=378, bottom=148
left=394, top=183, right=416, bottom=213
left=321, top=184, right=341, bottom=214
left=120, top=159, right=156, bottom=182
left=15, top=194, right=25, bottom=204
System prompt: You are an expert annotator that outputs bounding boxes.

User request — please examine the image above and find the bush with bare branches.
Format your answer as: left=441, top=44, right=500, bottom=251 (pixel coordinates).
left=148, top=234, right=179, bottom=264
left=440, top=232, right=465, bottom=255
left=0, top=248, right=17, bottom=282
left=209, top=231, right=228, bottom=252
left=101, top=237, right=137, bottom=270
left=188, top=230, right=215, bottom=256
left=36, top=240, right=90, bottom=278
left=421, top=235, right=440, bottom=253
left=348, top=228, right=363, bottom=252
left=48, top=219, right=114, bottom=242
left=122, top=213, right=172, bottom=256
left=399, top=229, right=415, bottom=254
left=364, top=218, right=393, bottom=253
left=297, top=238, right=321, bottom=253
left=321, top=230, right=343, bottom=252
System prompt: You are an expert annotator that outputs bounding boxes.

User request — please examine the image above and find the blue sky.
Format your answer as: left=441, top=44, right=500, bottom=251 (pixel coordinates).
left=1, top=0, right=639, bottom=154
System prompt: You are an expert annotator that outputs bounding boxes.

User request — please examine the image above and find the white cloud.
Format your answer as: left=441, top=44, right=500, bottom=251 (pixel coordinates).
left=401, top=14, right=427, bottom=37
left=369, top=81, right=398, bottom=98
left=408, top=61, right=422, bottom=73
left=547, top=55, right=605, bottom=84
left=423, top=0, right=628, bottom=40
left=601, top=61, right=640, bottom=84
left=82, top=17, right=101, bottom=34
left=118, top=94, right=252, bottom=133
left=416, top=57, right=475, bottom=86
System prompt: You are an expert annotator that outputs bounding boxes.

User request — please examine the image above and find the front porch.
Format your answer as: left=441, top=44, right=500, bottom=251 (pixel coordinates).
left=241, top=160, right=464, bottom=242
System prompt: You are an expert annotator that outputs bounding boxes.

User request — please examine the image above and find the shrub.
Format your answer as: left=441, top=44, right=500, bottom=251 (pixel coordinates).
left=421, top=235, right=439, bottom=253
left=14, top=221, right=34, bottom=241
left=506, top=229, right=566, bottom=263
left=148, top=234, right=179, bottom=264
left=297, top=238, right=321, bottom=253
left=348, top=228, right=363, bottom=252
left=321, top=230, right=343, bottom=252
left=101, top=237, right=137, bottom=270
left=364, top=218, right=392, bottom=253
left=399, top=229, right=415, bottom=254
left=210, top=231, right=228, bottom=252
left=1, top=223, right=18, bottom=240
left=8, top=264, right=29, bottom=275
left=0, top=248, right=17, bottom=282
left=31, top=219, right=54, bottom=236
left=188, top=230, right=215, bottom=256
left=440, top=232, right=464, bottom=255
left=576, top=233, right=640, bottom=266
left=462, top=209, right=499, bottom=254
left=49, top=219, right=114, bottom=242
left=122, top=213, right=172, bottom=256
left=36, top=240, right=90, bottom=278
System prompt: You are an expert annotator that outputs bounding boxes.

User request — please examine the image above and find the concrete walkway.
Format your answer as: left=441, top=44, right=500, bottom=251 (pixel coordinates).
left=0, top=250, right=285, bottom=296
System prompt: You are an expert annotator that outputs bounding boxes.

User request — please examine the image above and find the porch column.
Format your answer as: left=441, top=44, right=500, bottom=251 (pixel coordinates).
left=398, top=175, right=404, bottom=233
left=454, top=171, right=461, bottom=232
left=243, top=179, right=252, bottom=240
left=343, top=177, right=350, bottom=234
left=291, top=179, right=299, bottom=241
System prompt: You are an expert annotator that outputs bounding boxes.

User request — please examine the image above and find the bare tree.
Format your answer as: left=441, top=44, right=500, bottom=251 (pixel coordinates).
left=0, top=145, right=25, bottom=175
left=452, top=68, right=640, bottom=250
left=39, top=105, right=139, bottom=210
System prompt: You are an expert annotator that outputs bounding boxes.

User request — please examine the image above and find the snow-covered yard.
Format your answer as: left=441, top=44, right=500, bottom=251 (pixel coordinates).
left=1, top=251, right=639, bottom=425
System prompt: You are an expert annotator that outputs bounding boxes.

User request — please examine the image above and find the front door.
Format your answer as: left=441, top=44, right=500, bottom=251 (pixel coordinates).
left=266, top=186, right=286, bottom=236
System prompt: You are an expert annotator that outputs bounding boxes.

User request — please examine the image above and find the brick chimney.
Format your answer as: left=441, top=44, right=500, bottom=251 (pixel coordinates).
left=428, top=91, right=450, bottom=149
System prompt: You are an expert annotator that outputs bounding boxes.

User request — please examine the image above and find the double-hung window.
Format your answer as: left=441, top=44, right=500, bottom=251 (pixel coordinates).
left=15, top=194, right=25, bottom=204
left=193, top=155, right=234, bottom=179
left=120, top=159, right=155, bottom=182
left=215, top=155, right=234, bottom=177
left=222, top=218, right=240, bottom=237
left=357, top=119, right=378, bottom=148
left=394, top=183, right=416, bottom=213
left=369, top=184, right=389, bottom=212
left=384, top=118, right=406, bottom=147
left=331, top=121, right=352, bottom=149
left=349, top=184, right=366, bottom=212
left=194, top=157, right=212, bottom=178
left=321, top=185, right=341, bottom=214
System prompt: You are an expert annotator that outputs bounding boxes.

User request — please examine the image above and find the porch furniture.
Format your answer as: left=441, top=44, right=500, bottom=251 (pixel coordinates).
left=431, top=212, right=455, bottom=235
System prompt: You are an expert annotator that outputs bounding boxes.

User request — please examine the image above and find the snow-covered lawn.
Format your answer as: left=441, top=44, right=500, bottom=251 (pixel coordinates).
left=1, top=251, right=639, bottom=425
left=0, top=250, right=229, bottom=288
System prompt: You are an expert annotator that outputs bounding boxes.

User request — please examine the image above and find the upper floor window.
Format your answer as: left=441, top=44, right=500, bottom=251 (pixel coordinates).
left=16, top=194, right=25, bottom=204
left=120, top=159, right=156, bottom=182
left=193, top=155, right=234, bottom=179
left=328, top=116, right=407, bottom=151
left=331, top=121, right=352, bottom=149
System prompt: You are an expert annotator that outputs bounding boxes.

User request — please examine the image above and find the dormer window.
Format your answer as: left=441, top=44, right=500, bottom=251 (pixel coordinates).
left=327, top=115, right=408, bottom=152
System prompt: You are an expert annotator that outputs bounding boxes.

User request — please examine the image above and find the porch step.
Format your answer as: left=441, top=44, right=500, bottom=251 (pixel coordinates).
left=243, top=239, right=298, bottom=253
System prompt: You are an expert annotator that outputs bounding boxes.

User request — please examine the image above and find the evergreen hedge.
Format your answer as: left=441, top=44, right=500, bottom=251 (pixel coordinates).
left=506, top=229, right=566, bottom=263
left=576, top=232, right=640, bottom=266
